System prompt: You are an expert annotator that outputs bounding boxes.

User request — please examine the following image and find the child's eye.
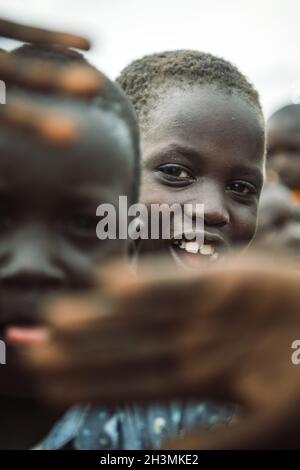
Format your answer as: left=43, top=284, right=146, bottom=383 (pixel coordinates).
left=156, top=164, right=194, bottom=183
left=63, top=214, right=98, bottom=238
left=227, top=181, right=257, bottom=196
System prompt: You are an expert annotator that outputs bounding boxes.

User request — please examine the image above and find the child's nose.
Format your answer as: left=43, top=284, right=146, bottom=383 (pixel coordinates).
left=0, top=226, right=65, bottom=289
left=204, top=201, right=230, bottom=227
left=202, top=181, right=230, bottom=227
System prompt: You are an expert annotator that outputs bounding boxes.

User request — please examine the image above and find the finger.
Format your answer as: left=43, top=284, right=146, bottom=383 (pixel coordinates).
left=43, top=294, right=189, bottom=345
left=97, top=256, right=203, bottom=300
left=0, top=18, right=90, bottom=50
left=0, top=96, right=79, bottom=145
left=23, top=326, right=178, bottom=369
left=24, top=356, right=209, bottom=406
left=23, top=329, right=232, bottom=407
left=0, top=52, right=104, bottom=97
left=42, top=295, right=105, bottom=334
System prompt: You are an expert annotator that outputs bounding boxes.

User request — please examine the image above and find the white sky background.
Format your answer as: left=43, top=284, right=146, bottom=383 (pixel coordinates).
left=0, top=0, right=300, bottom=116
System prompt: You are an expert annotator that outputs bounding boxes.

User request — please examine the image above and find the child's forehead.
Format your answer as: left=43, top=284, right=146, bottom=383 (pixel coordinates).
left=148, top=85, right=261, bottom=127
left=144, top=85, right=264, bottom=149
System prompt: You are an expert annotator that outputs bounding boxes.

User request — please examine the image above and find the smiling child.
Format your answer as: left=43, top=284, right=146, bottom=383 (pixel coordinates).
left=117, top=50, right=265, bottom=266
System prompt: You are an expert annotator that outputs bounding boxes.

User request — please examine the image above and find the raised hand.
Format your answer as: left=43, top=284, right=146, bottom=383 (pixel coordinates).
left=0, top=17, right=90, bottom=50
left=0, top=17, right=104, bottom=145
left=18, top=254, right=300, bottom=447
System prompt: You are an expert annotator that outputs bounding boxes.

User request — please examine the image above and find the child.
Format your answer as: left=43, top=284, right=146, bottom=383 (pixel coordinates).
left=0, top=44, right=139, bottom=449
left=21, top=52, right=300, bottom=449
left=117, top=50, right=265, bottom=441
left=21, top=49, right=266, bottom=450
left=117, top=50, right=265, bottom=265
left=254, top=182, right=300, bottom=258
left=1, top=44, right=231, bottom=451
left=267, top=104, right=300, bottom=200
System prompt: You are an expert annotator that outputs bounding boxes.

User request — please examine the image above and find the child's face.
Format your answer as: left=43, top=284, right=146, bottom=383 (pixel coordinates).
left=0, top=102, right=134, bottom=332
left=267, top=113, right=300, bottom=190
left=255, top=184, right=300, bottom=257
left=139, top=85, right=265, bottom=266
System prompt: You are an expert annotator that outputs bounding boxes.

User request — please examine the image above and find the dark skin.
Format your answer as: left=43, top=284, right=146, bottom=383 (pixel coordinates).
left=0, top=53, right=104, bottom=99
left=0, top=17, right=90, bottom=50
left=137, top=85, right=265, bottom=265
left=0, top=17, right=104, bottom=99
left=0, top=17, right=103, bottom=145
left=0, top=16, right=117, bottom=449
left=19, top=84, right=265, bottom=446
left=254, top=183, right=300, bottom=256
left=22, top=86, right=267, bottom=424
left=267, top=112, right=300, bottom=190
left=0, top=98, right=134, bottom=449
left=23, top=253, right=300, bottom=449
left=0, top=26, right=270, bottom=448
left=17, top=72, right=300, bottom=448
left=7, top=38, right=300, bottom=449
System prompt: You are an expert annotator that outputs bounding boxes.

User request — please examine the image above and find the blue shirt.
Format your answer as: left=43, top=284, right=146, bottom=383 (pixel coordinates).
left=38, top=402, right=236, bottom=450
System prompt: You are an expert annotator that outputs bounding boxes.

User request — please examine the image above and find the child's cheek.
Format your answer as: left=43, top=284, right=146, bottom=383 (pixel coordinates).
left=140, top=175, right=172, bottom=206
left=231, top=205, right=259, bottom=245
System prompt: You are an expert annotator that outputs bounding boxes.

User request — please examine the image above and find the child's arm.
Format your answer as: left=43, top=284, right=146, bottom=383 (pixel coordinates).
left=22, top=253, right=300, bottom=447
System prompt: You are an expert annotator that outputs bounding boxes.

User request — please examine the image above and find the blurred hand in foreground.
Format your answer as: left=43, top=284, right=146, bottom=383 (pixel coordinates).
left=15, top=253, right=300, bottom=448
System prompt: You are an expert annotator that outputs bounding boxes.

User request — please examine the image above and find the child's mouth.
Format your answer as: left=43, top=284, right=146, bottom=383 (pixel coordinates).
left=1, top=317, right=50, bottom=347
left=0, top=290, right=55, bottom=346
left=172, top=239, right=219, bottom=257
left=5, top=324, right=50, bottom=346
left=168, top=232, right=227, bottom=268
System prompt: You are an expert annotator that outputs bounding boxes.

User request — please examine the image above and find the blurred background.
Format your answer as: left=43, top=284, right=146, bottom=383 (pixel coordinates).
left=0, top=0, right=299, bottom=116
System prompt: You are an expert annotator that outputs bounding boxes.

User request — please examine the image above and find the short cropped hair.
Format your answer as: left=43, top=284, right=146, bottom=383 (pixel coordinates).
left=117, top=50, right=263, bottom=129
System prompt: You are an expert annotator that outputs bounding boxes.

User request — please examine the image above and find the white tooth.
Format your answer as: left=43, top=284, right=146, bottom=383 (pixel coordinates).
left=185, top=241, right=199, bottom=254
left=200, top=244, right=214, bottom=256
left=179, top=240, right=186, bottom=250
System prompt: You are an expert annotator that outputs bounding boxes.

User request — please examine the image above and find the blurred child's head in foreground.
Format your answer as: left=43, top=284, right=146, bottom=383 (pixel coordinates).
left=0, top=44, right=140, bottom=332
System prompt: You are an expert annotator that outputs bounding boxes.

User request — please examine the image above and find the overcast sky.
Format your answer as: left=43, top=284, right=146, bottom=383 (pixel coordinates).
left=1, top=0, right=299, bottom=116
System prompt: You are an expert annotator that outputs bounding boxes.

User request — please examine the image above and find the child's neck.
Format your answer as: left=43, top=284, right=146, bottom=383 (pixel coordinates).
left=0, top=396, right=65, bottom=449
